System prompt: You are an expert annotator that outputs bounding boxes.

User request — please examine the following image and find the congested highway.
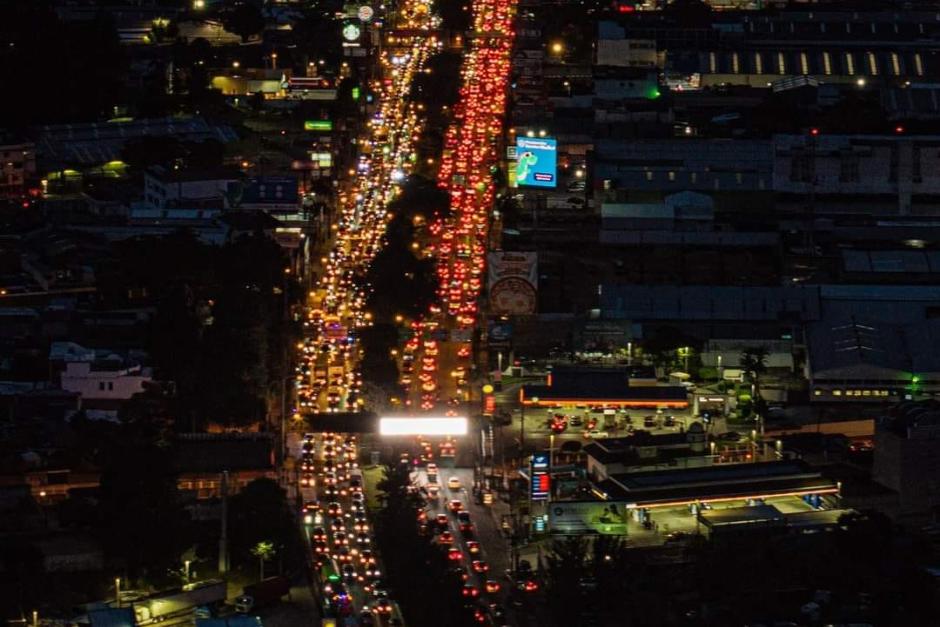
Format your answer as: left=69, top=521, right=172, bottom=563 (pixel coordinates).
left=298, top=432, right=404, bottom=625
left=291, top=0, right=520, bottom=622
left=296, top=0, right=442, bottom=415
left=401, top=0, right=517, bottom=413
left=412, top=466, right=518, bottom=625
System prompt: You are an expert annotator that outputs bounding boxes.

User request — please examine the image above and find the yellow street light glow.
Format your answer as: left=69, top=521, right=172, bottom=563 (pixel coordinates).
left=482, top=384, right=494, bottom=394
left=379, top=417, right=468, bottom=436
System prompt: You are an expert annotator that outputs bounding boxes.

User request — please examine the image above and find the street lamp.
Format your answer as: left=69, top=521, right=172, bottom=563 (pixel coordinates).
left=520, top=395, right=538, bottom=459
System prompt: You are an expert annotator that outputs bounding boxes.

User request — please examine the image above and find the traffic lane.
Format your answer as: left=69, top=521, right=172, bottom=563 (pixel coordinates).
left=421, top=480, right=492, bottom=618
left=419, top=469, right=513, bottom=621
left=449, top=467, right=512, bottom=619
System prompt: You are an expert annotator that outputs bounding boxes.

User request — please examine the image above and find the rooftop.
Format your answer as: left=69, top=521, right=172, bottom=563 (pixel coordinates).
left=807, top=317, right=940, bottom=377
left=521, top=365, right=690, bottom=404
left=172, top=433, right=275, bottom=474
left=595, top=460, right=838, bottom=507
left=38, top=116, right=238, bottom=167
left=584, top=425, right=706, bottom=463
left=147, top=165, right=242, bottom=184
left=879, top=400, right=940, bottom=438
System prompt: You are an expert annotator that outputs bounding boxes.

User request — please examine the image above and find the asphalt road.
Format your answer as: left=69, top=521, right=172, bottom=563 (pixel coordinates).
left=414, top=466, right=514, bottom=624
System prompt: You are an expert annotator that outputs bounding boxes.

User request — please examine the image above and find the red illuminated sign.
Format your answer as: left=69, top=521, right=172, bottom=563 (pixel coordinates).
left=531, top=471, right=550, bottom=500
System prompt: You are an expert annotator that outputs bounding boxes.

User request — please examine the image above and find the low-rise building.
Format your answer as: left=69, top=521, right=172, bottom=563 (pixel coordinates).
left=0, top=138, right=37, bottom=197
left=143, top=166, right=240, bottom=212
left=173, top=433, right=277, bottom=501
left=584, top=423, right=709, bottom=481
left=806, top=317, right=940, bottom=402
left=872, top=401, right=940, bottom=522
left=59, top=360, right=153, bottom=417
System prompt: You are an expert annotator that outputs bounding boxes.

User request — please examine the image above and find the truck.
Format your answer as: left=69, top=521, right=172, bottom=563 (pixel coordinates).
left=327, top=362, right=345, bottom=386
left=313, top=354, right=329, bottom=388
left=132, top=579, right=226, bottom=625
left=235, top=576, right=290, bottom=613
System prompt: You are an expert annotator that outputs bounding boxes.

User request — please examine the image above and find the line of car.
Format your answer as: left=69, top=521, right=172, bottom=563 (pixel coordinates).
left=414, top=470, right=513, bottom=625
left=301, top=433, right=402, bottom=626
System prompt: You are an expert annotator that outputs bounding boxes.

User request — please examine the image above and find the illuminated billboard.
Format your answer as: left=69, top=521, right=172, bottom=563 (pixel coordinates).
left=549, top=501, right=629, bottom=534
left=379, top=417, right=468, bottom=436
left=304, top=120, right=333, bottom=131
left=515, top=137, right=557, bottom=188
left=488, top=252, right=537, bottom=315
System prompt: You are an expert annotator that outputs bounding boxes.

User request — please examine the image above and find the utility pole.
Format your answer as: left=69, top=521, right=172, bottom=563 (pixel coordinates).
left=218, top=471, right=229, bottom=574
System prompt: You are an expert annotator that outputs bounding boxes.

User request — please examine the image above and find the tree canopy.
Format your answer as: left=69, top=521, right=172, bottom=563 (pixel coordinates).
left=228, top=478, right=302, bottom=573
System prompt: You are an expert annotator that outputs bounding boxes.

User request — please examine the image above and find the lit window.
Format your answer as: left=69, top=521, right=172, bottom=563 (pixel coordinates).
left=668, top=171, right=676, bottom=181
left=832, top=390, right=841, bottom=396
left=891, top=53, right=900, bottom=76
left=709, top=52, right=717, bottom=74
left=862, top=390, right=871, bottom=396
left=754, top=52, right=763, bottom=74
left=815, top=390, right=823, bottom=396
left=645, top=171, right=654, bottom=181
left=915, top=54, right=924, bottom=76
left=845, top=52, right=855, bottom=75
left=800, top=52, right=809, bottom=75
left=868, top=52, right=878, bottom=76
left=690, top=172, right=697, bottom=183
left=823, top=52, right=832, bottom=75
left=778, top=52, right=787, bottom=74
left=732, top=53, right=740, bottom=74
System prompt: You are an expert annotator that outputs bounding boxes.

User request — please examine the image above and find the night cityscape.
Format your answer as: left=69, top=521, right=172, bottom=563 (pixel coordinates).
left=3, top=0, right=940, bottom=626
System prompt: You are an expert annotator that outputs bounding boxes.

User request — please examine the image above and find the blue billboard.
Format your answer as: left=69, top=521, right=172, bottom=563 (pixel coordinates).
left=515, top=137, right=557, bottom=188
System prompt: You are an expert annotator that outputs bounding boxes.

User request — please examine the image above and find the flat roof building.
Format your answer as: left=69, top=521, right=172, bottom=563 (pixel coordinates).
left=806, top=317, right=940, bottom=402
left=521, top=366, right=689, bottom=409
left=593, top=460, right=839, bottom=510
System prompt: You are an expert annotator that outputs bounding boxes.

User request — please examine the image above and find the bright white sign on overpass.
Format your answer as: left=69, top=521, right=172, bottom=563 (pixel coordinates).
left=379, top=416, right=468, bottom=436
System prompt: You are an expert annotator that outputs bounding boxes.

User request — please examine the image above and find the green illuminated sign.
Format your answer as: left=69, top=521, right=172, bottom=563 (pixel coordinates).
left=351, top=86, right=360, bottom=100
left=304, top=120, right=333, bottom=132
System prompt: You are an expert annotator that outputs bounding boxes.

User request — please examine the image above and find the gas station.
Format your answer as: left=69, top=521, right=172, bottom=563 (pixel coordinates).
left=519, top=366, right=690, bottom=410
left=545, top=460, right=842, bottom=540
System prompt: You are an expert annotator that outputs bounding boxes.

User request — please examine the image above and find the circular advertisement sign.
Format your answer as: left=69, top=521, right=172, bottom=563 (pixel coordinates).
left=490, top=277, right=536, bottom=315
left=357, top=5, right=374, bottom=21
